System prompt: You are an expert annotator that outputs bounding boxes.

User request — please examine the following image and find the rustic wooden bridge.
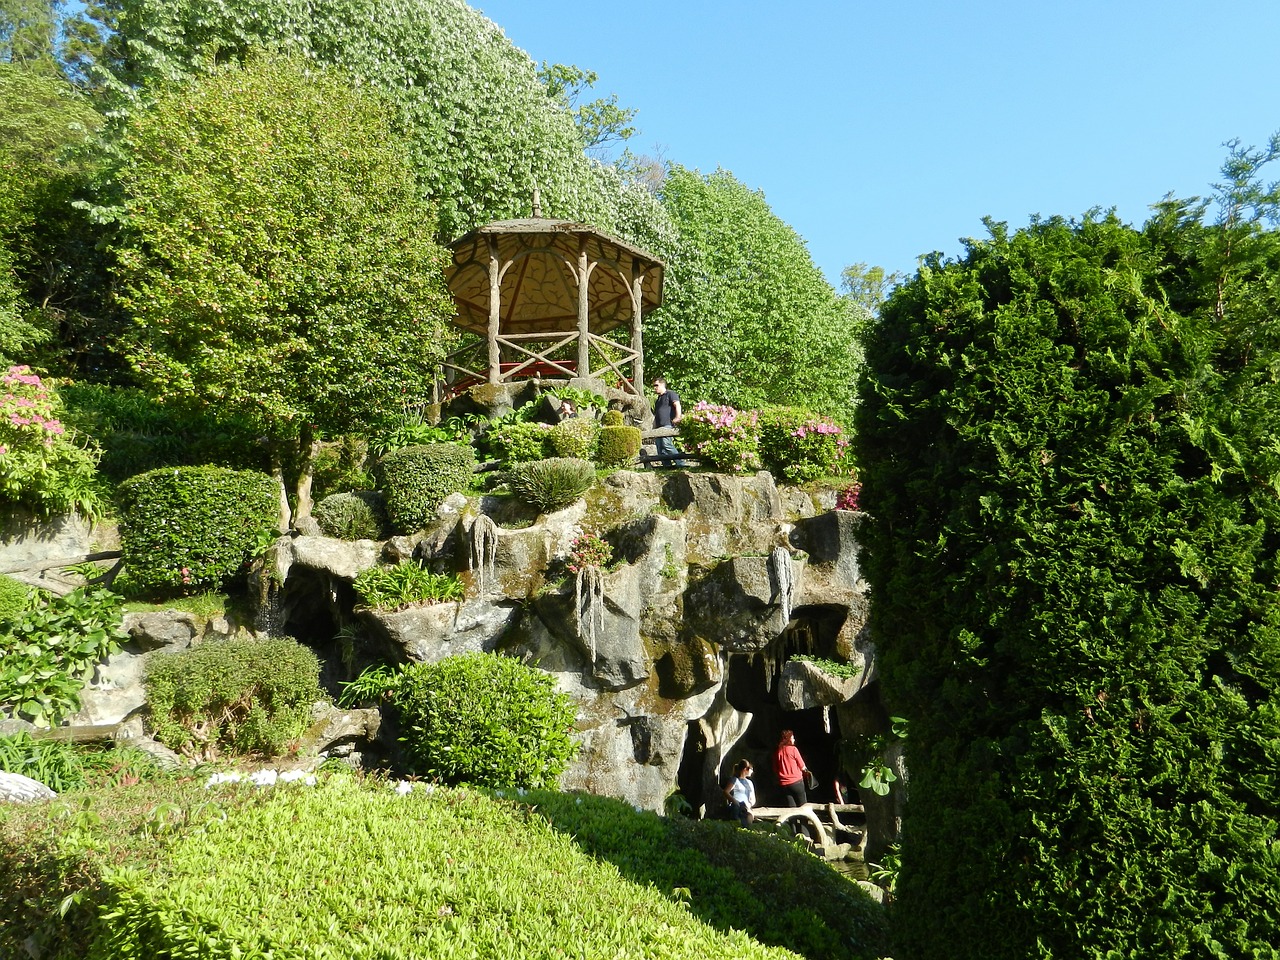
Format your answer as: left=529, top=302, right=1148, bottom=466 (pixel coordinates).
left=750, top=802, right=866, bottom=860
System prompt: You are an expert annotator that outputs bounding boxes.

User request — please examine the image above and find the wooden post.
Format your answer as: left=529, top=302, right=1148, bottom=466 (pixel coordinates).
left=487, top=236, right=501, bottom=384
left=576, top=239, right=591, bottom=377
left=631, top=262, right=646, bottom=394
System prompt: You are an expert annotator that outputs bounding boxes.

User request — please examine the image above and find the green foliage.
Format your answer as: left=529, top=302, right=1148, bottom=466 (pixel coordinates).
left=527, top=791, right=889, bottom=960
left=312, top=491, right=388, bottom=542
left=0, top=573, right=29, bottom=621
left=369, top=411, right=478, bottom=459
left=548, top=415, right=599, bottom=460
left=488, top=419, right=551, bottom=463
left=143, top=636, right=324, bottom=758
left=601, top=408, right=625, bottom=427
left=0, top=732, right=160, bottom=793
left=353, top=562, right=464, bottom=611
left=59, top=383, right=267, bottom=482
left=757, top=406, right=849, bottom=483
left=0, top=586, right=126, bottom=726
left=377, top=442, right=477, bottom=533
left=596, top=423, right=641, bottom=466
left=857, top=201, right=1280, bottom=957
left=0, top=776, right=882, bottom=960
left=0, top=364, right=105, bottom=519
left=0, top=62, right=105, bottom=371
left=649, top=166, right=861, bottom=413
left=679, top=401, right=760, bottom=472
left=112, top=53, right=456, bottom=517
left=116, top=466, right=279, bottom=595
left=0, top=732, right=87, bottom=792
left=385, top=653, right=577, bottom=789
left=508, top=457, right=596, bottom=512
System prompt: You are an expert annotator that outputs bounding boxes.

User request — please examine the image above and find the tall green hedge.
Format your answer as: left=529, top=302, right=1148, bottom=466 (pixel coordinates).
left=856, top=212, right=1280, bottom=958
left=117, top=466, right=279, bottom=594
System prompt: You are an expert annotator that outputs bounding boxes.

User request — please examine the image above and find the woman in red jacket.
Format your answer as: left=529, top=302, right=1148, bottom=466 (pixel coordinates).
left=773, top=729, right=813, bottom=807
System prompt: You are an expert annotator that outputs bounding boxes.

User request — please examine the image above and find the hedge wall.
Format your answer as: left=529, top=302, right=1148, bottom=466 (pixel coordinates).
left=856, top=213, right=1280, bottom=958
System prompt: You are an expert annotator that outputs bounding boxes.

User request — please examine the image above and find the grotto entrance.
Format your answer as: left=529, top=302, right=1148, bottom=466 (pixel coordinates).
left=677, top=608, right=853, bottom=817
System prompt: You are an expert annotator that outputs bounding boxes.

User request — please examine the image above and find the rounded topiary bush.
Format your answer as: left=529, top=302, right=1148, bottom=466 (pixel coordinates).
left=378, top=442, right=476, bottom=532
left=596, top=424, right=641, bottom=467
left=387, top=652, right=577, bottom=788
left=143, top=636, right=325, bottom=758
left=507, top=457, right=595, bottom=513
left=117, top=466, right=279, bottom=594
left=313, top=491, right=389, bottom=541
left=548, top=417, right=599, bottom=460
left=488, top=420, right=551, bottom=463
left=602, top=408, right=625, bottom=427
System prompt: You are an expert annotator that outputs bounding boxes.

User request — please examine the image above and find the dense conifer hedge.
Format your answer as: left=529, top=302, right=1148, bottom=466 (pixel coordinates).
left=856, top=212, right=1280, bottom=958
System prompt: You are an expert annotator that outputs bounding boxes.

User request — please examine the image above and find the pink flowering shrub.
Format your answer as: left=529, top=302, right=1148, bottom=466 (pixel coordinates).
left=758, top=406, right=851, bottom=483
left=836, top=482, right=862, bottom=512
left=567, top=532, right=613, bottom=573
left=679, top=402, right=761, bottom=472
left=0, top=365, right=103, bottom=518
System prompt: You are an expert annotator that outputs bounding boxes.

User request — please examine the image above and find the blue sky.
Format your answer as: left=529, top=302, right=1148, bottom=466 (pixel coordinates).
left=477, top=0, right=1280, bottom=288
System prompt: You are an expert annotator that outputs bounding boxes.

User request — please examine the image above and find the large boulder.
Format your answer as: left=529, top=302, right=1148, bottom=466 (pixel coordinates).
left=359, top=598, right=520, bottom=664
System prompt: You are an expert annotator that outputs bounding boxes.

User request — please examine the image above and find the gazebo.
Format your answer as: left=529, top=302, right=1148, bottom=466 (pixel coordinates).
left=441, top=196, right=665, bottom=398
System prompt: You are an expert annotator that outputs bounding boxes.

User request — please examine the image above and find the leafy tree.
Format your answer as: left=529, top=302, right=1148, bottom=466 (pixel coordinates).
left=0, top=0, right=56, bottom=65
left=840, top=261, right=904, bottom=318
left=857, top=192, right=1280, bottom=957
left=649, top=166, right=861, bottom=414
left=112, top=53, right=455, bottom=526
left=84, top=0, right=617, bottom=242
left=0, top=62, right=104, bottom=367
left=538, top=61, right=638, bottom=157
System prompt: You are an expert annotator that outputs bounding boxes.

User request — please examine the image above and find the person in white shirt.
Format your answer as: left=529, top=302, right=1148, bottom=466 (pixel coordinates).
left=722, top=759, right=757, bottom=826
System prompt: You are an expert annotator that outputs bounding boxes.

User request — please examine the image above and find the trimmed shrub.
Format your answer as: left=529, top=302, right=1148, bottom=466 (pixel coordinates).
left=353, top=562, right=464, bottom=610
left=313, top=491, right=388, bottom=541
left=117, top=466, right=279, bottom=594
left=507, top=457, right=595, bottom=513
left=385, top=652, right=576, bottom=788
left=488, top=420, right=551, bottom=463
left=757, top=406, right=849, bottom=483
left=601, top=408, right=625, bottom=427
left=378, top=442, right=476, bottom=532
left=548, top=416, right=599, bottom=460
left=596, top=424, right=641, bottom=467
left=144, top=636, right=325, bottom=758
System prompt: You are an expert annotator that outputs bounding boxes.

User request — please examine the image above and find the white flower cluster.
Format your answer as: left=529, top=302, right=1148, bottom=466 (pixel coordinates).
left=391, top=780, right=436, bottom=796
left=204, top=769, right=317, bottom=789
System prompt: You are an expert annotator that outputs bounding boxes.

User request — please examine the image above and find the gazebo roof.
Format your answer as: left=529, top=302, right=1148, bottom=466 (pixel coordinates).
left=446, top=217, right=665, bottom=337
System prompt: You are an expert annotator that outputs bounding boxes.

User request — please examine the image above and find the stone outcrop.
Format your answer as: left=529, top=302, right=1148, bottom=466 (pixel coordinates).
left=7, top=470, right=902, bottom=838
left=250, top=469, right=897, bottom=821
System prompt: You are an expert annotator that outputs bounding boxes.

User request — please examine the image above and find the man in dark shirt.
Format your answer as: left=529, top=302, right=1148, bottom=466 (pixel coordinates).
left=652, top=377, right=683, bottom=466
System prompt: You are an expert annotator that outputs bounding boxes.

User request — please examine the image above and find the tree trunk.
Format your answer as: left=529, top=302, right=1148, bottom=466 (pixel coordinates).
left=293, top=423, right=320, bottom=522
left=269, top=445, right=292, bottom=533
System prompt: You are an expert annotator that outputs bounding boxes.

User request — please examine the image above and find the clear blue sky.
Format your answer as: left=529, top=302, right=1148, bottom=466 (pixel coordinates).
left=477, top=0, right=1280, bottom=288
